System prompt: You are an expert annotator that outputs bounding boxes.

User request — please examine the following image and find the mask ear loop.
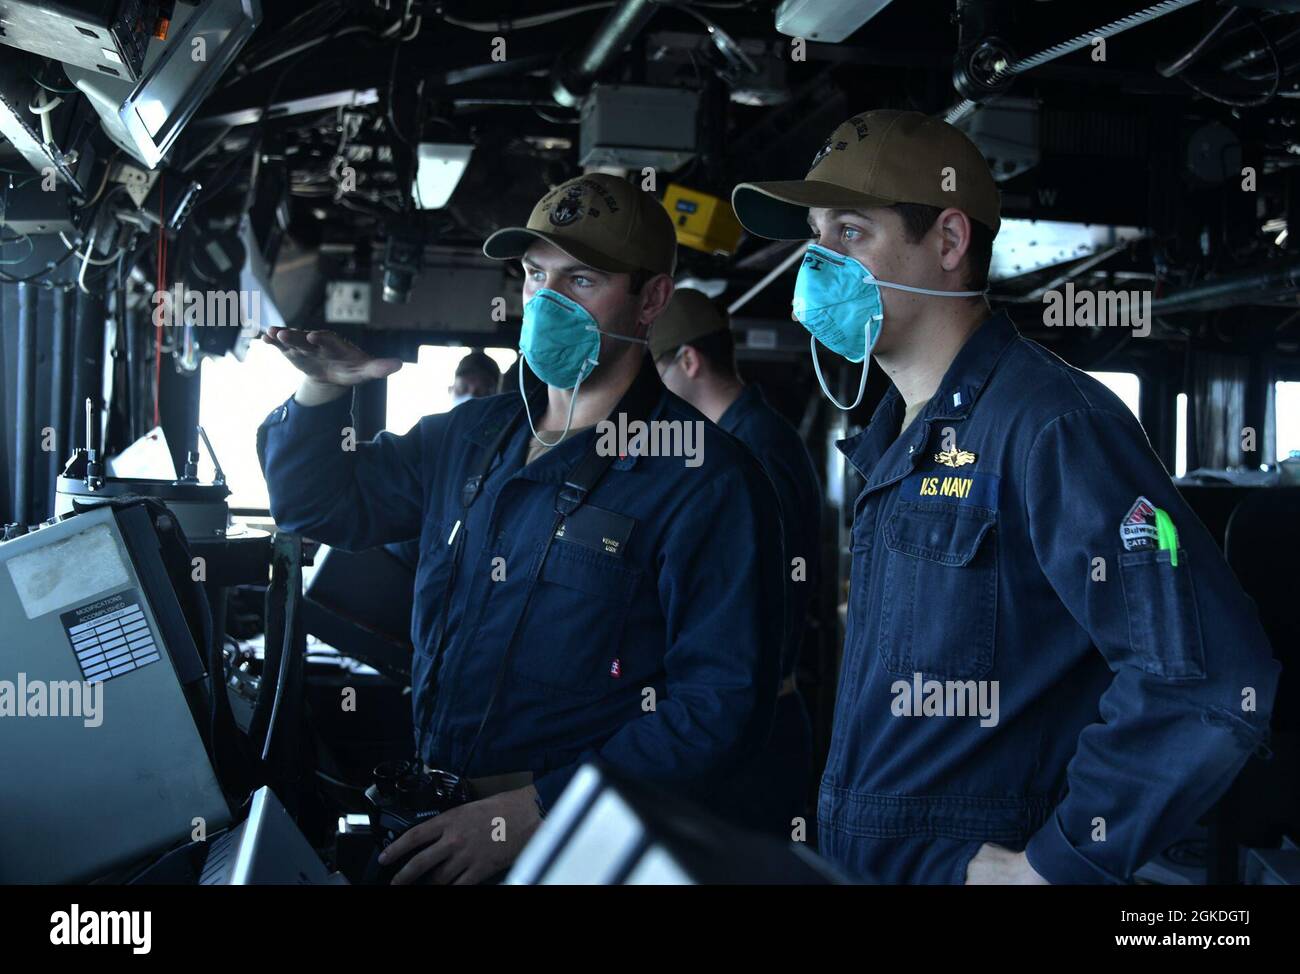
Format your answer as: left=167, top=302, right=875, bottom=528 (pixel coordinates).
left=591, top=324, right=649, bottom=347
left=519, top=355, right=591, bottom=448
left=809, top=317, right=875, bottom=411
left=870, top=278, right=985, bottom=298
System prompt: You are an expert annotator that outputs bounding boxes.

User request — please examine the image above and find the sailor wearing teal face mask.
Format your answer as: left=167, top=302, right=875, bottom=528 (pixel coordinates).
left=731, top=109, right=1278, bottom=888
left=257, top=172, right=787, bottom=884
left=791, top=243, right=984, bottom=409
left=514, top=286, right=650, bottom=446
left=484, top=174, right=681, bottom=456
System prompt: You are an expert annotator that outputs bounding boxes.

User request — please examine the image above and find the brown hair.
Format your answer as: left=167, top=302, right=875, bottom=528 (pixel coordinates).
left=890, top=203, right=994, bottom=293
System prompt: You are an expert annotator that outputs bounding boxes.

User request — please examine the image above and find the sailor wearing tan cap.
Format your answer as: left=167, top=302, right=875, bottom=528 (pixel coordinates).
left=733, top=110, right=1277, bottom=884
left=259, top=172, right=785, bottom=883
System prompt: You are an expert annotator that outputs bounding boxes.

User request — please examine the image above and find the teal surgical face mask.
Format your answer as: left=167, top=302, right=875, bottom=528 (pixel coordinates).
left=518, top=287, right=646, bottom=446
left=792, top=243, right=984, bottom=410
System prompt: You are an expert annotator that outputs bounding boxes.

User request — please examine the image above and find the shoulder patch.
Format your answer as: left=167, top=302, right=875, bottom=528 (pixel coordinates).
left=1120, top=496, right=1158, bottom=551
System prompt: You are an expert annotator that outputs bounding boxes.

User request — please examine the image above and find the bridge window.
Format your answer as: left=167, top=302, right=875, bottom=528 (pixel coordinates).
left=1278, top=380, right=1300, bottom=463
left=385, top=346, right=517, bottom=434
left=1086, top=371, right=1141, bottom=421
left=198, top=337, right=302, bottom=511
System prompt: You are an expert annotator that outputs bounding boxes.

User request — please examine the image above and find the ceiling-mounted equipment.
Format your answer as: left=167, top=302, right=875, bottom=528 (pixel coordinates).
left=381, top=228, right=422, bottom=305
left=0, top=90, right=84, bottom=192
left=774, top=0, right=896, bottom=43
left=943, top=0, right=1202, bottom=124
left=579, top=84, right=699, bottom=171
left=0, top=0, right=159, bottom=84
left=952, top=37, right=1018, bottom=104
left=954, top=97, right=1040, bottom=183
left=64, top=0, right=261, bottom=170
left=367, top=253, right=517, bottom=331
left=0, top=176, right=78, bottom=234
left=412, top=143, right=474, bottom=210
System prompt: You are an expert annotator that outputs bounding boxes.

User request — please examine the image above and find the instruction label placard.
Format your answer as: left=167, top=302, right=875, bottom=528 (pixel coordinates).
left=59, top=591, right=161, bottom=682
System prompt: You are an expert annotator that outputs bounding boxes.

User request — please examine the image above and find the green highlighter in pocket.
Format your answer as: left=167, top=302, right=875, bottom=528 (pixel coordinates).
left=1154, top=507, right=1179, bottom=567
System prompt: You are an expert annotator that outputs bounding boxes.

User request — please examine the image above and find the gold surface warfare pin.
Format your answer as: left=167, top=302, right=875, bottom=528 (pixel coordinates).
left=934, top=448, right=977, bottom=467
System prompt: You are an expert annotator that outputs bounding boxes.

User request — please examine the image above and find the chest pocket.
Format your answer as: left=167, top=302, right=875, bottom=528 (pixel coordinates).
left=877, top=501, right=998, bottom=680
left=512, top=538, right=642, bottom=693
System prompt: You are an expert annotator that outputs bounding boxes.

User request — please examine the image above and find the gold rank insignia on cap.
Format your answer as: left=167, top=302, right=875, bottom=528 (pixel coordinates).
left=482, top=172, right=677, bottom=276
left=935, top=447, right=977, bottom=467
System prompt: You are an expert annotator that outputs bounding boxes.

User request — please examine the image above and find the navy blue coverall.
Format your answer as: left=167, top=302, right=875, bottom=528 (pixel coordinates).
left=820, top=310, right=1281, bottom=884
left=258, top=364, right=785, bottom=816
left=716, top=384, right=823, bottom=834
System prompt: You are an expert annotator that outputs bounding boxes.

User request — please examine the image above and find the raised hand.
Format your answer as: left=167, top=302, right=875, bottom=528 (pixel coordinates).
left=262, top=327, right=403, bottom=388
left=262, top=327, right=403, bottom=407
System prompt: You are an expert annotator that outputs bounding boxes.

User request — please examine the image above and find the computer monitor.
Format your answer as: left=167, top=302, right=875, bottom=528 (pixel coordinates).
left=65, top=0, right=261, bottom=169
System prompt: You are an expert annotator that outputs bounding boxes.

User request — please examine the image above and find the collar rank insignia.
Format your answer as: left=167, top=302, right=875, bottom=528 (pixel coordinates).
left=934, top=447, right=977, bottom=467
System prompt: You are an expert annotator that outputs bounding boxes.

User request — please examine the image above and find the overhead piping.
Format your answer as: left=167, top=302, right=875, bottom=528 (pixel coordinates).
left=1151, top=259, right=1300, bottom=314
left=551, top=0, right=659, bottom=108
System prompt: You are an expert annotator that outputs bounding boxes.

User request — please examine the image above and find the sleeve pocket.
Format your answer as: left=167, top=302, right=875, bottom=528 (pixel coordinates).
left=1118, top=549, right=1206, bottom=679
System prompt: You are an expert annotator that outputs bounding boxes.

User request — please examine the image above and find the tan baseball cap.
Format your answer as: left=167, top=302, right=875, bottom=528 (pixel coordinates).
left=648, top=288, right=729, bottom=360
left=732, top=110, right=1001, bottom=240
left=483, top=172, right=677, bottom=276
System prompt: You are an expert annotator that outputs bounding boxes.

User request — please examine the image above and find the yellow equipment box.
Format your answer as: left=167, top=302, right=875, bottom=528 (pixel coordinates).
left=662, top=184, right=744, bottom=256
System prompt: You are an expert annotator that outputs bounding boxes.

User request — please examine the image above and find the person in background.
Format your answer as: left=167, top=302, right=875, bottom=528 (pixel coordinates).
left=649, top=288, right=822, bottom=837
left=450, top=349, right=502, bottom=405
